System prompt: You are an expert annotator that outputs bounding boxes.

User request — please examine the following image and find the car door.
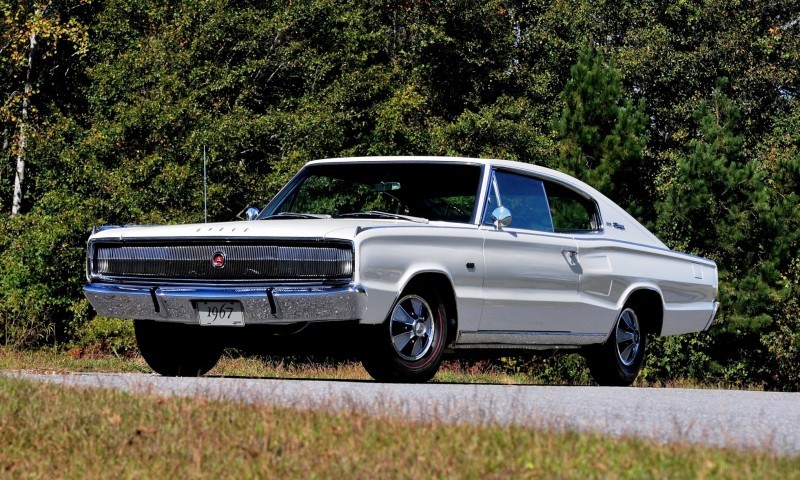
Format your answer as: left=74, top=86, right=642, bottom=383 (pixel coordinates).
left=544, top=179, right=617, bottom=334
left=478, top=169, right=582, bottom=333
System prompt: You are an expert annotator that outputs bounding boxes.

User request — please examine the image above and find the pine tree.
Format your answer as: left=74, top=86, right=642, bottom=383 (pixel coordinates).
left=658, top=79, right=780, bottom=380
left=551, top=44, right=648, bottom=216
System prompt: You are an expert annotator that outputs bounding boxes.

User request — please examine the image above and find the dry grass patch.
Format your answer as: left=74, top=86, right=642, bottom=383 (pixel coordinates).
left=1, top=376, right=797, bottom=479
left=0, top=347, right=149, bottom=374
left=0, top=347, right=761, bottom=390
left=211, top=354, right=372, bottom=380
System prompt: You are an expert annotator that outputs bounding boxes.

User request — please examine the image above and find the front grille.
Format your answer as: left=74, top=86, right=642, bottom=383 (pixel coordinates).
left=91, top=241, right=354, bottom=282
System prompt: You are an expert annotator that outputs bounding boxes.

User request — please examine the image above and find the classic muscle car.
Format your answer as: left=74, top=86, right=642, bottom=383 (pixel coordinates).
left=84, top=157, right=719, bottom=385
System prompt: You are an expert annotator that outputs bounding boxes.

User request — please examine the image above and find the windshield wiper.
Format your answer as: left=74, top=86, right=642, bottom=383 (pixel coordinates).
left=339, top=211, right=428, bottom=224
left=261, top=212, right=332, bottom=220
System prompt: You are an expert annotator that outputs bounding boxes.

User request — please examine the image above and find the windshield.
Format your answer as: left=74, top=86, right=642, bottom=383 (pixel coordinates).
left=262, top=162, right=483, bottom=224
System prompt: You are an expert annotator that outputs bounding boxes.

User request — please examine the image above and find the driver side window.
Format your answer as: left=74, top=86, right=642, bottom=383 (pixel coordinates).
left=483, top=171, right=554, bottom=232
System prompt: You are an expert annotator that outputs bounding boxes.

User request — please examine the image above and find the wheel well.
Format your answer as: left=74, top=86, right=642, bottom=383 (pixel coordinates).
left=625, top=289, right=664, bottom=337
left=404, top=272, right=458, bottom=345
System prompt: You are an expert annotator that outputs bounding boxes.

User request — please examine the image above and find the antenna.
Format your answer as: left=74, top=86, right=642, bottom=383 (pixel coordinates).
left=203, top=145, right=208, bottom=223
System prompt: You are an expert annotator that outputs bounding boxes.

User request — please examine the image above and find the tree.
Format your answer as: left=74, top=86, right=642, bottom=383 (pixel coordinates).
left=655, top=79, right=794, bottom=383
left=0, top=0, right=91, bottom=214
left=755, top=99, right=800, bottom=389
left=551, top=44, right=648, bottom=216
left=659, top=79, right=776, bottom=324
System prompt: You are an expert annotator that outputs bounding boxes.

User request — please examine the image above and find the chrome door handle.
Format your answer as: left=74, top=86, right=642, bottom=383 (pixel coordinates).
left=562, top=249, right=578, bottom=266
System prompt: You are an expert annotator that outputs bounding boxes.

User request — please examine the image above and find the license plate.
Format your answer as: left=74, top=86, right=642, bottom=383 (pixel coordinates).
left=198, top=301, right=244, bottom=326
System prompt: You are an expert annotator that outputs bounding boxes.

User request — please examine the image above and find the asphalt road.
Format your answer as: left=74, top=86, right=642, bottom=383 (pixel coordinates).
left=8, top=372, right=800, bottom=456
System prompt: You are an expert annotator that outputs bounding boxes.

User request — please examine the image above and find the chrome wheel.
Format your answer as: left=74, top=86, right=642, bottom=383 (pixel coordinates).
left=587, top=303, right=649, bottom=386
left=390, top=294, right=435, bottom=361
left=361, top=284, right=448, bottom=383
left=615, top=308, right=641, bottom=367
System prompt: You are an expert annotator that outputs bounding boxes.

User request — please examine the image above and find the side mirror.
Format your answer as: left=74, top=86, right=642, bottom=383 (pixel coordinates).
left=491, top=207, right=512, bottom=230
left=238, top=206, right=260, bottom=221
left=245, top=207, right=260, bottom=221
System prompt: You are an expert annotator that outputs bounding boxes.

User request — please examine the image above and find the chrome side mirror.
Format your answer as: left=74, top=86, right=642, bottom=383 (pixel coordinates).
left=491, top=207, right=512, bottom=230
left=242, top=206, right=260, bottom=221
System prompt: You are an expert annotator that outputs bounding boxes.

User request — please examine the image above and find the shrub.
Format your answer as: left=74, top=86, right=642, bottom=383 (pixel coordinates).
left=72, top=313, right=137, bottom=356
left=0, top=193, right=96, bottom=348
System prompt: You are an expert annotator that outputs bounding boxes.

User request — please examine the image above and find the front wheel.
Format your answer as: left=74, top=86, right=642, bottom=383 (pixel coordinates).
left=587, top=306, right=647, bottom=386
left=361, top=286, right=448, bottom=383
left=134, top=320, right=223, bottom=377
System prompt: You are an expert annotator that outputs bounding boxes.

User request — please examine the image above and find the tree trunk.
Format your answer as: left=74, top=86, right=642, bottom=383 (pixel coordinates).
left=12, top=19, right=38, bottom=215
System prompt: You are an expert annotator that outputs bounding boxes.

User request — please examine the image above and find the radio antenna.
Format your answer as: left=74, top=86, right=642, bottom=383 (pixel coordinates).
left=203, top=145, right=208, bottom=223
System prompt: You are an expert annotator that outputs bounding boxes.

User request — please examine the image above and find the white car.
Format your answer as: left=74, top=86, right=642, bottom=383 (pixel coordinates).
left=84, top=157, right=719, bottom=385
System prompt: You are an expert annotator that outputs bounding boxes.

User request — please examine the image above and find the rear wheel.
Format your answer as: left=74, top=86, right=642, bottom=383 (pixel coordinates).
left=587, top=306, right=647, bottom=386
left=361, top=285, right=448, bottom=383
left=134, top=320, right=223, bottom=377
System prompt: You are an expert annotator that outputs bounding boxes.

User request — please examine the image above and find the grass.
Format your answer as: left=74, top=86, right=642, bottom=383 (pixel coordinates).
left=0, top=347, right=749, bottom=389
left=0, top=347, right=150, bottom=374
left=1, top=376, right=797, bottom=479
left=0, top=347, right=534, bottom=384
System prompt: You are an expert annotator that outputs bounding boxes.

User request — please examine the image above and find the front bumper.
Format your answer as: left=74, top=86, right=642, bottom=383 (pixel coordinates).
left=83, top=283, right=367, bottom=325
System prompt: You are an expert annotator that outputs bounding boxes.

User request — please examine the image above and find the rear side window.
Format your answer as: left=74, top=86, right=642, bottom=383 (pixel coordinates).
left=543, top=181, right=601, bottom=232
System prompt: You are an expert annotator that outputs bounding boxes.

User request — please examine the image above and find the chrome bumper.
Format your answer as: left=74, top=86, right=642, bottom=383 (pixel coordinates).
left=703, top=300, right=720, bottom=331
left=83, top=283, right=367, bottom=325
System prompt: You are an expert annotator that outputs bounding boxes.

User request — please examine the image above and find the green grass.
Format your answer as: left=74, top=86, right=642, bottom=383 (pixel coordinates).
left=0, top=376, right=797, bottom=479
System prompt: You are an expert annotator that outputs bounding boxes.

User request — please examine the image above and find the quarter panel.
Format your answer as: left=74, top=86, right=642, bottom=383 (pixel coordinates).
left=576, top=238, right=718, bottom=336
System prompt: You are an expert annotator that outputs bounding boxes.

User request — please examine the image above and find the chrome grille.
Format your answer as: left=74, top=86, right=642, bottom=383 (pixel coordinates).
left=92, top=242, right=353, bottom=281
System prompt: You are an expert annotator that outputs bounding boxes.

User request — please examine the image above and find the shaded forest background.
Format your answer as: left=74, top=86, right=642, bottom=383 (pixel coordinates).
left=1, top=0, right=798, bottom=389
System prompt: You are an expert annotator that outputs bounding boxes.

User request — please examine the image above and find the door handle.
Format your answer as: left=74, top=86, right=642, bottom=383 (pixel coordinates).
left=561, top=249, right=578, bottom=266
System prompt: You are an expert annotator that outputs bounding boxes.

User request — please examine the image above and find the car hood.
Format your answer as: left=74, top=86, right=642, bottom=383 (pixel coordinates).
left=89, top=218, right=427, bottom=242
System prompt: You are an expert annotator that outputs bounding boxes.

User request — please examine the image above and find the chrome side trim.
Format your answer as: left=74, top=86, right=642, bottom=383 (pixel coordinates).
left=455, top=331, right=607, bottom=347
left=83, top=283, right=367, bottom=325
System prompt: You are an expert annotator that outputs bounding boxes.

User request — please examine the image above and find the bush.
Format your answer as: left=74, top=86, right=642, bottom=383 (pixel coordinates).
left=640, top=334, right=716, bottom=384
left=497, top=353, right=593, bottom=385
left=72, top=314, right=137, bottom=356
left=0, top=193, right=96, bottom=348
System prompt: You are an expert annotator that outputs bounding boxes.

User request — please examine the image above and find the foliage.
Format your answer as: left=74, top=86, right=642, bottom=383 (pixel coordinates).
left=657, top=80, right=799, bottom=387
left=0, top=0, right=94, bottom=210
left=72, top=315, right=137, bottom=356
left=0, top=0, right=798, bottom=389
left=756, top=102, right=800, bottom=390
left=640, top=334, right=717, bottom=384
left=0, top=192, right=97, bottom=347
left=498, top=353, right=594, bottom=385
left=551, top=44, right=649, bottom=215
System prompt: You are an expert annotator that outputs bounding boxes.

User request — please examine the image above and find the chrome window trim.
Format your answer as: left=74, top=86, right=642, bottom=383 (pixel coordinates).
left=259, top=161, right=487, bottom=225
left=479, top=166, right=605, bottom=234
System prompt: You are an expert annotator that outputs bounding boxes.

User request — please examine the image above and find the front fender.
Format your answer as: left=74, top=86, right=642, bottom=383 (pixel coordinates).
left=353, top=226, right=484, bottom=331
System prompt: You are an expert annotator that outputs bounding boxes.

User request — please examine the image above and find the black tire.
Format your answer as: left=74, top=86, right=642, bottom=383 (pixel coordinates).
left=361, top=285, right=448, bottom=383
left=134, top=320, right=224, bottom=377
left=587, top=306, right=648, bottom=386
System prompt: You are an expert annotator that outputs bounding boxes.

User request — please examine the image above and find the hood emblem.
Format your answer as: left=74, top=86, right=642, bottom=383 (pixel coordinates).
left=211, top=251, right=226, bottom=269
